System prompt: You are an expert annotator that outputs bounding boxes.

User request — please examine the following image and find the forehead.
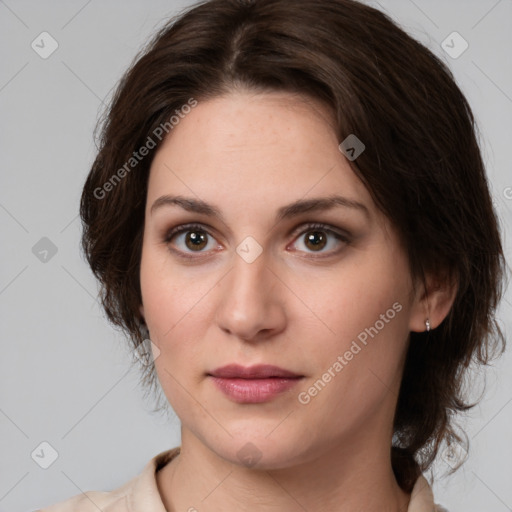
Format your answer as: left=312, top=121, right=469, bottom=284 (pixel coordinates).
left=156, top=90, right=337, bottom=155
left=146, top=91, right=375, bottom=222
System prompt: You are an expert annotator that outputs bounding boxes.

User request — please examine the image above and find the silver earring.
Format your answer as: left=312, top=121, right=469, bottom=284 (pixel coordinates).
left=425, top=318, right=431, bottom=332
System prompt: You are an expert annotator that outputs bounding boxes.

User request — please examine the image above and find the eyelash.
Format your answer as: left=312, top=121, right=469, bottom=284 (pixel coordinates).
left=163, top=222, right=351, bottom=260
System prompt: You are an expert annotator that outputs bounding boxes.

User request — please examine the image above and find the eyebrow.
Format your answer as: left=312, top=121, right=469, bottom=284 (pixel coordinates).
left=150, top=194, right=370, bottom=223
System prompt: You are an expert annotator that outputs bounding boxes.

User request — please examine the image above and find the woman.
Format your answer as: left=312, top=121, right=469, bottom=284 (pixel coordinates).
left=41, top=0, right=507, bottom=510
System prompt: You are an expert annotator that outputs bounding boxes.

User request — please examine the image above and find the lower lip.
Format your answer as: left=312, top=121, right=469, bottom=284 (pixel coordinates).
left=209, top=376, right=302, bottom=403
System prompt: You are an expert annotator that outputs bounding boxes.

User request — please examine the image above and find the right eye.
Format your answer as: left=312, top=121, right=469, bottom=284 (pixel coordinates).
left=164, top=223, right=222, bottom=259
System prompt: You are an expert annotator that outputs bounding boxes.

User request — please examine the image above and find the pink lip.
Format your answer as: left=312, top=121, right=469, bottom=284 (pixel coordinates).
left=208, top=364, right=303, bottom=403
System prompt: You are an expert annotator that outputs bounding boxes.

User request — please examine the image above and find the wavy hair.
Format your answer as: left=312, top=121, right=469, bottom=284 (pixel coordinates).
left=79, top=0, right=508, bottom=492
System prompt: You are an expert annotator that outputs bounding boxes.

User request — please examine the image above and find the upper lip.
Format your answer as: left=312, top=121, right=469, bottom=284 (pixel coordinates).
left=208, top=364, right=302, bottom=379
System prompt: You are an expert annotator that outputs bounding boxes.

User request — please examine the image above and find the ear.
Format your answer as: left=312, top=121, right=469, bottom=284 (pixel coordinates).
left=409, top=268, right=458, bottom=332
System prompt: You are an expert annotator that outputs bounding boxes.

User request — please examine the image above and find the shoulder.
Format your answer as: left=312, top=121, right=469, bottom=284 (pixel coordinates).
left=409, top=475, right=449, bottom=512
left=38, top=491, right=127, bottom=512
left=38, top=447, right=180, bottom=512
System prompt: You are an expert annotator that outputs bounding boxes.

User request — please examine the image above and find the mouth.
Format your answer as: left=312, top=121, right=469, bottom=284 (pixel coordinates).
left=208, top=364, right=302, bottom=379
left=207, top=364, right=304, bottom=403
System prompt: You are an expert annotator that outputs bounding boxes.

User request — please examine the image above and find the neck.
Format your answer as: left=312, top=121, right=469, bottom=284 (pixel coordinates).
left=157, top=430, right=411, bottom=512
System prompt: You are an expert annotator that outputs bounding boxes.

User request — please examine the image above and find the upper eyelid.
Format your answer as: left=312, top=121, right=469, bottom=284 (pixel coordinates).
left=293, top=222, right=348, bottom=235
left=164, top=222, right=219, bottom=241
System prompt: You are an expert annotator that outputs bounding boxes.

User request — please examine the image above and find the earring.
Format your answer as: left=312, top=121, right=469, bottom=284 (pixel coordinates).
left=425, top=318, right=431, bottom=332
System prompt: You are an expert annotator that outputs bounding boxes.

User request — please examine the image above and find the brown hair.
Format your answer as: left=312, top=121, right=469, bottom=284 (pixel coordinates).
left=79, top=0, right=508, bottom=491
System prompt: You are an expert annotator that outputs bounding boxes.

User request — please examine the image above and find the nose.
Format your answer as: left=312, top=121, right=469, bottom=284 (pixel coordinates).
left=214, top=247, right=287, bottom=343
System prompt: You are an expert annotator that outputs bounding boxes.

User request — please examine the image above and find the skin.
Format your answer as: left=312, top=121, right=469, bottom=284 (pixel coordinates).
left=139, top=90, right=457, bottom=511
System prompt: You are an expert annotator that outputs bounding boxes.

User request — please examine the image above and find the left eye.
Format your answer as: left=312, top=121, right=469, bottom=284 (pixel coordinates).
left=290, top=223, right=349, bottom=255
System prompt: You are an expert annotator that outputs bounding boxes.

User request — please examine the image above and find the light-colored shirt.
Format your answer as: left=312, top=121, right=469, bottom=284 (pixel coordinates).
left=38, top=447, right=448, bottom=511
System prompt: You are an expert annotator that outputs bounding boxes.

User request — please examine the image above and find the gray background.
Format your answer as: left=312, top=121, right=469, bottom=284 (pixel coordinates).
left=1, top=1, right=511, bottom=511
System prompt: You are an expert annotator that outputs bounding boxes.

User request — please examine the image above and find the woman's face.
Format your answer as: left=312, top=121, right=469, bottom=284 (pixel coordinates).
left=140, top=90, right=425, bottom=469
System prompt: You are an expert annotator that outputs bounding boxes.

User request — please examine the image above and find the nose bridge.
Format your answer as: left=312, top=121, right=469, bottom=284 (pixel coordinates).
left=215, top=242, right=285, bottom=340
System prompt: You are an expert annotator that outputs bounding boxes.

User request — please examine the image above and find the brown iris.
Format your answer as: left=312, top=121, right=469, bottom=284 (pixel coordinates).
left=304, top=230, right=327, bottom=251
left=185, top=230, right=208, bottom=251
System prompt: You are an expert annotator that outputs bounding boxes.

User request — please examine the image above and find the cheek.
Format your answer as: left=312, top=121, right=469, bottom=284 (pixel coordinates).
left=140, top=245, right=202, bottom=335
left=139, top=247, right=219, bottom=377
left=298, top=253, right=409, bottom=347
left=140, top=259, right=208, bottom=413
left=294, top=256, right=411, bottom=416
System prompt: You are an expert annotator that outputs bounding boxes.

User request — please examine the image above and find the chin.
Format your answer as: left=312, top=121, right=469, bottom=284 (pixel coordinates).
left=204, top=429, right=314, bottom=471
